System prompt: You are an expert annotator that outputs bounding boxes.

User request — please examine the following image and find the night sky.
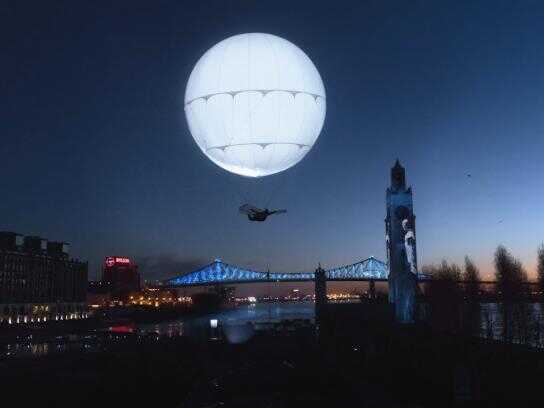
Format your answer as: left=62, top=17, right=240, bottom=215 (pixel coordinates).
left=3, top=1, right=544, bottom=282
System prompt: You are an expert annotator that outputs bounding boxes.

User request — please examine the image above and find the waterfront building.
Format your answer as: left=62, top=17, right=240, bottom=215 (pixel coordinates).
left=102, top=256, right=140, bottom=300
left=0, top=231, right=88, bottom=324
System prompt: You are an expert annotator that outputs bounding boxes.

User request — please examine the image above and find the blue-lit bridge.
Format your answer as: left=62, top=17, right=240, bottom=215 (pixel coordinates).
left=164, top=257, right=428, bottom=287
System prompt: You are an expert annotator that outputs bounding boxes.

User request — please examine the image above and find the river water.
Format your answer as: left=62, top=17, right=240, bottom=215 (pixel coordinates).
left=0, top=302, right=315, bottom=358
left=145, top=302, right=544, bottom=345
left=2, top=301, right=543, bottom=358
left=139, top=301, right=315, bottom=341
left=480, top=302, right=544, bottom=346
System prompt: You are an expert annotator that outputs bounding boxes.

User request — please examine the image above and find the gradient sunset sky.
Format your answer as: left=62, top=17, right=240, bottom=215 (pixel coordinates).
left=3, top=1, right=544, bottom=281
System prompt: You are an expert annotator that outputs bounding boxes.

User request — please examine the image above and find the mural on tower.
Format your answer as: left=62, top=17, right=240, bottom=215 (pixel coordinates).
left=385, top=160, right=418, bottom=324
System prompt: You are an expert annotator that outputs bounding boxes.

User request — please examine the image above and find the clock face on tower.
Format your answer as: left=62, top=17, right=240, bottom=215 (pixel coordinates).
left=395, top=205, right=409, bottom=220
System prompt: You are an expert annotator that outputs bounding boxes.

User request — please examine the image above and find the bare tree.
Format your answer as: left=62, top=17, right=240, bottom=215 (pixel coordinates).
left=425, top=260, right=463, bottom=333
left=495, top=245, right=515, bottom=342
left=537, top=244, right=544, bottom=298
left=494, top=245, right=531, bottom=343
left=463, top=256, right=480, bottom=299
left=535, top=245, right=544, bottom=345
left=463, top=256, right=481, bottom=336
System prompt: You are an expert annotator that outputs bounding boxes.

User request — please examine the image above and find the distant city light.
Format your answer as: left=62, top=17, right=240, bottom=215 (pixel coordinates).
left=210, top=319, right=218, bottom=329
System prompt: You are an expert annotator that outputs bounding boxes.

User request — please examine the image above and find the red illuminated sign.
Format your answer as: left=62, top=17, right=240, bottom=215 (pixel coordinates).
left=105, top=257, right=131, bottom=267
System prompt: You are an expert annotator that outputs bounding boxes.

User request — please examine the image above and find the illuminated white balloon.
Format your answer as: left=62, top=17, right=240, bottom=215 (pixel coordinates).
left=185, top=33, right=326, bottom=178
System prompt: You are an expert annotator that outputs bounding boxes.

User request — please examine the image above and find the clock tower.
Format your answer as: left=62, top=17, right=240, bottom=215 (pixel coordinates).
left=385, top=160, right=418, bottom=323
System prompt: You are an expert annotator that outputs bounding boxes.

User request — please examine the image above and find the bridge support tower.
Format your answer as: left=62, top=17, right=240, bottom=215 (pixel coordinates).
left=314, top=264, right=327, bottom=324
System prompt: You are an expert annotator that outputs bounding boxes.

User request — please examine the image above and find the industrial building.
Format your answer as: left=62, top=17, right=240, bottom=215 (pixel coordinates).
left=0, top=231, right=88, bottom=324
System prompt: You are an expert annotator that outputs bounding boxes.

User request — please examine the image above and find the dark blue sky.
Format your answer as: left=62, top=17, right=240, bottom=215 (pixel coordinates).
left=3, top=1, right=544, bottom=280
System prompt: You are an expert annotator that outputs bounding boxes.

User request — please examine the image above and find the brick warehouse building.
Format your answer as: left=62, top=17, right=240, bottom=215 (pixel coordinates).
left=0, top=231, right=88, bottom=324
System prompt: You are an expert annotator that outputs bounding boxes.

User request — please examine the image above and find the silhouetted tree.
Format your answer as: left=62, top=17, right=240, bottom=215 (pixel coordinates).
left=494, top=245, right=531, bottom=343
left=425, top=260, right=463, bottom=333
left=463, top=256, right=480, bottom=297
left=463, top=256, right=481, bottom=336
left=536, top=245, right=544, bottom=345
left=537, top=244, right=544, bottom=299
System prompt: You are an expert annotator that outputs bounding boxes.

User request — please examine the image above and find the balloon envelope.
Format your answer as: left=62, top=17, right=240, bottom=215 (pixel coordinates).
left=185, top=33, right=326, bottom=178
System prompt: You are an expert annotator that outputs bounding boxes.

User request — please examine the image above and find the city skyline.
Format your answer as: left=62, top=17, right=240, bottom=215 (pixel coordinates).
left=3, top=1, right=544, bottom=280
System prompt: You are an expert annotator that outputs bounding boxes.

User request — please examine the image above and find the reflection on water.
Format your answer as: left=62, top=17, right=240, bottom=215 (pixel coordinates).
left=141, top=302, right=315, bottom=342
left=3, top=301, right=543, bottom=358
left=0, top=303, right=314, bottom=358
left=145, top=321, right=185, bottom=338
left=4, top=339, right=101, bottom=358
left=142, top=301, right=315, bottom=336
left=481, top=302, right=544, bottom=347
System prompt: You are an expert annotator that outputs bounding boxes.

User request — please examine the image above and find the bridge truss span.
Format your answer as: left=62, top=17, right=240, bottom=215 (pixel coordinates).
left=326, top=257, right=388, bottom=281
left=164, top=257, right=391, bottom=287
